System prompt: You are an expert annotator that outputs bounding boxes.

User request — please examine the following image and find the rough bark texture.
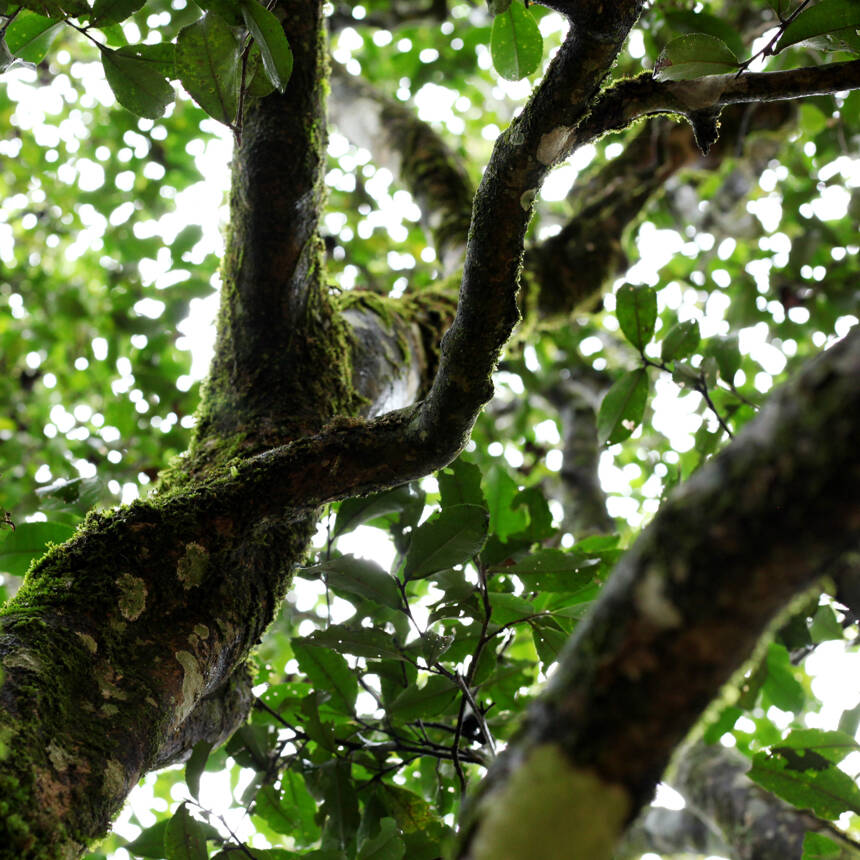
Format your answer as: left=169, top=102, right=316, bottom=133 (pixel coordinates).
left=457, top=327, right=860, bottom=859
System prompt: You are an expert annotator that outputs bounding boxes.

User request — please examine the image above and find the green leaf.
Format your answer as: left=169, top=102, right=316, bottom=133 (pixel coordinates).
left=402, top=504, right=488, bottom=581
left=706, top=334, right=741, bottom=383
left=90, top=0, right=145, bottom=26
left=254, top=780, right=317, bottom=838
left=531, top=623, right=568, bottom=667
left=185, top=739, right=212, bottom=801
left=164, top=804, right=208, bottom=860
left=661, top=320, right=701, bottom=361
left=302, top=556, right=402, bottom=610
left=776, top=0, right=860, bottom=53
left=762, top=642, right=806, bottom=713
left=388, top=676, right=458, bottom=721
left=803, top=831, right=847, bottom=859
left=505, top=548, right=599, bottom=592
left=123, top=819, right=169, bottom=858
left=483, top=468, right=526, bottom=541
left=0, top=521, right=75, bottom=576
left=749, top=748, right=860, bottom=819
left=358, top=817, right=405, bottom=860
left=596, top=368, right=649, bottom=446
left=616, top=284, right=657, bottom=351
left=176, top=14, right=241, bottom=125
left=303, top=625, right=404, bottom=661
left=3, top=10, right=62, bottom=63
left=100, top=45, right=174, bottom=119
left=292, top=641, right=357, bottom=712
left=334, top=485, right=422, bottom=537
left=437, top=458, right=485, bottom=510
left=776, top=729, right=860, bottom=764
left=320, top=760, right=360, bottom=851
left=115, top=43, right=176, bottom=79
left=239, top=0, right=292, bottom=92
left=654, top=34, right=739, bottom=81
left=490, top=0, right=542, bottom=81
left=809, top=604, right=844, bottom=643
left=488, top=592, right=535, bottom=624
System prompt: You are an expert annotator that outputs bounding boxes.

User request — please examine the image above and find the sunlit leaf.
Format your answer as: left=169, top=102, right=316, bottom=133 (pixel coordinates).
left=90, top=0, right=146, bottom=26
left=3, top=10, right=62, bottom=63
left=490, top=0, right=542, bottom=81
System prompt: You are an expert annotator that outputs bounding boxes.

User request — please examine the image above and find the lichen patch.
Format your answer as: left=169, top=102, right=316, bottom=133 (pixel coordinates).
left=117, top=573, right=147, bottom=622
left=177, top=542, right=209, bottom=589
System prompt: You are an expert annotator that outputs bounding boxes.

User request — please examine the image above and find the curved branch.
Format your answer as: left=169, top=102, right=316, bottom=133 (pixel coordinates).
left=570, top=59, right=860, bottom=161
left=455, top=326, right=860, bottom=858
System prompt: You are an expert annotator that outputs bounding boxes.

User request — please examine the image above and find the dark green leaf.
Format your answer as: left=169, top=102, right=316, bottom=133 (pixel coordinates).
left=438, top=458, right=485, bottom=510
left=334, top=485, right=422, bottom=537
left=749, top=748, right=860, bottom=819
left=90, top=0, right=145, bottom=26
left=777, top=0, right=860, bottom=52
left=254, top=780, right=317, bottom=839
left=100, top=45, right=174, bottom=119
left=388, top=676, right=458, bottom=721
left=239, top=0, right=292, bottom=92
left=488, top=592, right=535, bottom=624
left=616, top=284, right=657, bottom=351
left=0, top=521, right=75, bottom=577
left=115, top=43, right=176, bottom=79
left=176, top=14, right=241, bottom=125
left=301, top=556, right=402, bottom=610
left=504, top=548, right=599, bottom=592
left=531, top=623, right=568, bottom=667
left=706, top=334, right=741, bottom=383
left=776, top=729, right=860, bottom=764
left=597, top=368, right=649, bottom=445
left=3, top=10, right=61, bottom=62
left=292, top=641, right=357, bottom=712
left=123, top=819, right=169, bottom=858
left=490, top=0, right=542, bottom=81
left=185, top=740, right=212, bottom=801
left=661, top=319, right=701, bottom=361
left=320, top=760, right=360, bottom=851
left=654, top=34, right=739, bottom=81
left=302, top=625, right=404, bottom=661
left=164, top=804, right=208, bottom=860
left=358, top=817, right=405, bottom=860
left=403, top=504, right=488, bottom=580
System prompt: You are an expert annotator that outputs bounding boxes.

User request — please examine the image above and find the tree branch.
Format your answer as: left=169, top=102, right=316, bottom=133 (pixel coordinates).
left=455, top=326, right=860, bottom=859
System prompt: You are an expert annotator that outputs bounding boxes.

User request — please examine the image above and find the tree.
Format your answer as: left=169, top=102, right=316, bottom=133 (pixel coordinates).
left=1, top=0, right=859, bottom=856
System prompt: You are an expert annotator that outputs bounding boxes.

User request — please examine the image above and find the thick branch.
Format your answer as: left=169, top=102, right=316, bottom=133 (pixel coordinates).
left=571, top=60, right=860, bottom=160
left=456, top=326, right=860, bottom=859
